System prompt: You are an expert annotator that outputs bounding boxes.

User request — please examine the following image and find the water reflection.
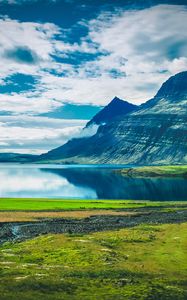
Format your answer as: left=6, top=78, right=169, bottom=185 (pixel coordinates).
left=0, top=164, right=186, bottom=200
left=0, top=167, right=96, bottom=198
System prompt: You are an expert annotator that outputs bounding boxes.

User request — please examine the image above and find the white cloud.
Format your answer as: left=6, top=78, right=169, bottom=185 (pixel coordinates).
left=0, top=92, right=60, bottom=114
left=1, top=5, right=187, bottom=111
left=0, top=17, right=59, bottom=71
left=9, top=4, right=187, bottom=110
left=75, top=123, right=99, bottom=138
left=0, top=16, right=77, bottom=114
left=74, top=4, right=187, bottom=104
left=0, top=116, right=86, bottom=153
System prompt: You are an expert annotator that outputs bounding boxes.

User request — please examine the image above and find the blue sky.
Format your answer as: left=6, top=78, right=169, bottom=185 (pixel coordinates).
left=0, top=0, right=187, bottom=153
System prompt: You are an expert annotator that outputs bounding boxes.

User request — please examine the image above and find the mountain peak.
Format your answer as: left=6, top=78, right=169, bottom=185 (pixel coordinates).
left=86, top=97, right=137, bottom=127
left=156, top=71, right=187, bottom=99
left=110, top=96, right=124, bottom=103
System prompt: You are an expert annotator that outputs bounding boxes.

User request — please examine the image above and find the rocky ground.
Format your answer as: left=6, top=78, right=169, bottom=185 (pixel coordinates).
left=1, top=206, right=186, bottom=244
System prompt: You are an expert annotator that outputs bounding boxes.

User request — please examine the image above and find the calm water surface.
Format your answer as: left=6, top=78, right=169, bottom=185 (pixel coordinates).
left=0, top=164, right=186, bottom=201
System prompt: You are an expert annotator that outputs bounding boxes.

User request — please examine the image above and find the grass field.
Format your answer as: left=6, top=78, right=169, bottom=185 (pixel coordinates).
left=0, top=198, right=186, bottom=211
left=119, top=165, right=187, bottom=177
left=0, top=223, right=187, bottom=300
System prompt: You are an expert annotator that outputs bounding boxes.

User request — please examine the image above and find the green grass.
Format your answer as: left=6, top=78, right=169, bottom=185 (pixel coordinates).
left=0, top=223, right=187, bottom=300
left=0, top=198, right=186, bottom=211
left=120, top=165, right=187, bottom=177
left=1, top=198, right=186, bottom=298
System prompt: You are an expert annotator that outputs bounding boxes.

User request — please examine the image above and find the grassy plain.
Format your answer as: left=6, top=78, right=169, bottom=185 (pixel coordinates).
left=0, top=198, right=186, bottom=211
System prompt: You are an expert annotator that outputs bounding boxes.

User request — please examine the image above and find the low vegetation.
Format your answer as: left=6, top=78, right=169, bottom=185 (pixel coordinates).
left=1, top=198, right=186, bottom=299
left=119, top=165, right=187, bottom=177
left=0, top=223, right=187, bottom=299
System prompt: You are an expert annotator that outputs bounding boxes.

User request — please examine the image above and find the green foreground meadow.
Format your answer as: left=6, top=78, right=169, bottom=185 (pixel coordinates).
left=0, top=199, right=187, bottom=299
left=0, top=223, right=187, bottom=300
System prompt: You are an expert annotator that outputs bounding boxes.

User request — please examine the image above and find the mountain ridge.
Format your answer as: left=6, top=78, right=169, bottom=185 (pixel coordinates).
left=40, top=71, right=187, bottom=165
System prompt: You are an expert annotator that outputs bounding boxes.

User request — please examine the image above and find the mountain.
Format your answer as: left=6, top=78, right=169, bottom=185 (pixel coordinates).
left=39, top=97, right=138, bottom=162
left=86, top=97, right=137, bottom=127
left=0, top=153, right=37, bottom=163
left=39, top=71, right=187, bottom=165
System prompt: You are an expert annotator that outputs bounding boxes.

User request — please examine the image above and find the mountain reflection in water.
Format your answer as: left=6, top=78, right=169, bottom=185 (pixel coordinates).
left=43, top=167, right=187, bottom=201
left=0, top=165, right=186, bottom=200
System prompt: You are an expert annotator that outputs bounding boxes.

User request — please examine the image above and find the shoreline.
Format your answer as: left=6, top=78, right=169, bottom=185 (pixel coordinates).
left=117, top=165, right=187, bottom=178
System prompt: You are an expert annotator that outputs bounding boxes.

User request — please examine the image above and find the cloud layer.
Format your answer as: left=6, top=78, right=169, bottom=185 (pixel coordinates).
left=0, top=116, right=86, bottom=153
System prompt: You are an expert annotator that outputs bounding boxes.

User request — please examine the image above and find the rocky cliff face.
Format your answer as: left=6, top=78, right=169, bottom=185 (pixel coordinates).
left=41, top=71, right=187, bottom=165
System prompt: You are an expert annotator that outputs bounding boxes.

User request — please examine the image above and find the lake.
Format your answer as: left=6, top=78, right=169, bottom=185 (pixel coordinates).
left=0, top=164, right=186, bottom=201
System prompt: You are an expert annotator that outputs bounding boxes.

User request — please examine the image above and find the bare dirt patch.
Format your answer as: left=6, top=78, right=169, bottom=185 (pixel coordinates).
left=0, top=210, right=136, bottom=222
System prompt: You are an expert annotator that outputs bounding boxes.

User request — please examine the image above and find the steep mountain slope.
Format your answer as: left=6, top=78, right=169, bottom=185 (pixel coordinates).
left=86, top=97, right=137, bottom=127
left=40, top=71, right=187, bottom=165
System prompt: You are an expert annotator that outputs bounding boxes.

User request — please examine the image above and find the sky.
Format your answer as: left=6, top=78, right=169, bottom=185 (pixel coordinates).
left=0, top=0, right=187, bottom=154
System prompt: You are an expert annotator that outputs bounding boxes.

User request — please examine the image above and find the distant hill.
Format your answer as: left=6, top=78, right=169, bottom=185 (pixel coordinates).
left=0, top=153, right=37, bottom=163
left=39, top=71, right=187, bottom=165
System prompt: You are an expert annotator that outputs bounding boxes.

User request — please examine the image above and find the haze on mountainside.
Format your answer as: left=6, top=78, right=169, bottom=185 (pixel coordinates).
left=0, top=0, right=187, bottom=156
